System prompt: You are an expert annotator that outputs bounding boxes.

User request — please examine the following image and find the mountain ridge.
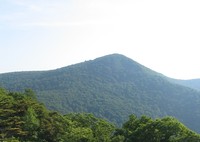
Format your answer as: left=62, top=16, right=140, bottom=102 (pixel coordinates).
left=1, top=53, right=200, bottom=133
left=169, top=78, right=200, bottom=91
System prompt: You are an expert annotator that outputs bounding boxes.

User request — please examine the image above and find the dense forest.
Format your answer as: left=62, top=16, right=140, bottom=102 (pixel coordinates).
left=1, top=88, right=200, bottom=142
left=1, top=54, right=200, bottom=133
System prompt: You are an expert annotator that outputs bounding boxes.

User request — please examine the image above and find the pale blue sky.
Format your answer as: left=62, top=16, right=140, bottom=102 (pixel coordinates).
left=0, top=0, right=200, bottom=79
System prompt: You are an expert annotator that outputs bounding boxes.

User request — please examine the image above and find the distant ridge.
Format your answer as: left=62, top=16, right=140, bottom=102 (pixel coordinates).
left=1, top=54, right=200, bottom=133
left=169, top=78, right=200, bottom=91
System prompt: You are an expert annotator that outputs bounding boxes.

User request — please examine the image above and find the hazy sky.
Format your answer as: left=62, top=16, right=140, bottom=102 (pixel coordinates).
left=0, top=0, right=200, bottom=79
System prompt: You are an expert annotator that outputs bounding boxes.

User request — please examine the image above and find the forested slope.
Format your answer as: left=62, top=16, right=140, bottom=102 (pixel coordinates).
left=1, top=88, right=200, bottom=142
left=1, top=54, right=200, bottom=133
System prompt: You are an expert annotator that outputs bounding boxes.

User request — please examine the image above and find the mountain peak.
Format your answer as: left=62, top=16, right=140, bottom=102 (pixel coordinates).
left=95, top=53, right=134, bottom=62
left=1, top=54, right=200, bottom=133
left=92, top=53, right=141, bottom=69
left=99, top=53, right=128, bottom=58
left=91, top=53, right=162, bottom=78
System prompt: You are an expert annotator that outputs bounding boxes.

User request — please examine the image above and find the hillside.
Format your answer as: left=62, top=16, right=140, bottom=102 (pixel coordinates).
left=1, top=88, right=200, bottom=142
left=170, top=78, right=200, bottom=91
left=1, top=54, right=200, bottom=133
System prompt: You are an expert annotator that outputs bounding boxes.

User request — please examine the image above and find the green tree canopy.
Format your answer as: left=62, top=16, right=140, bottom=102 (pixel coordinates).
left=1, top=88, right=200, bottom=142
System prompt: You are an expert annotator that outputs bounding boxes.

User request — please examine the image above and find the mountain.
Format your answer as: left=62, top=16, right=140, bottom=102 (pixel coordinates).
left=170, top=78, right=200, bottom=91
left=1, top=54, right=200, bottom=133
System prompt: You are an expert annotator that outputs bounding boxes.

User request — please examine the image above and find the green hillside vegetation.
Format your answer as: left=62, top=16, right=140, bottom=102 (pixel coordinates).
left=1, top=54, right=200, bottom=133
left=0, top=88, right=115, bottom=142
left=1, top=88, right=200, bottom=142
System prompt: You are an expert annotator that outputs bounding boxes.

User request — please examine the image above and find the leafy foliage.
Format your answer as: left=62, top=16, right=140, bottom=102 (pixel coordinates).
left=113, top=115, right=200, bottom=142
left=1, top=54, right=200, bottom=133
left=0, top=88, right=115, bottom=141
left=1, top=88, right=200, bottom=142
left=64, top=113, right=115, bottom=142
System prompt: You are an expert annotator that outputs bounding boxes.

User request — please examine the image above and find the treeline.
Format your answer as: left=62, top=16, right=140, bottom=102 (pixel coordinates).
left=1, top=88, right=200, bottom=142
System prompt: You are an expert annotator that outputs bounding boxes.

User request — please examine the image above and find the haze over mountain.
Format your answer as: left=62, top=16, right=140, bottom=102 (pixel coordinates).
left=1, top=54, right=200, bottom=133
left=170, top=78, right=200, bottom=91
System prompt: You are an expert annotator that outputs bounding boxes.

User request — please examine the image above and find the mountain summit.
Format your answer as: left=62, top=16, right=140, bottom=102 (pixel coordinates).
left=1, top=54, right=200, bottom=132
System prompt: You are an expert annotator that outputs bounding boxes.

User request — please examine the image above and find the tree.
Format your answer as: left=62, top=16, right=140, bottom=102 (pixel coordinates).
left=0, top=90, right=27, bottom=141
left=113, top=114, right=200, bottom=142
left=64, top=113, right=115, bottom=142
